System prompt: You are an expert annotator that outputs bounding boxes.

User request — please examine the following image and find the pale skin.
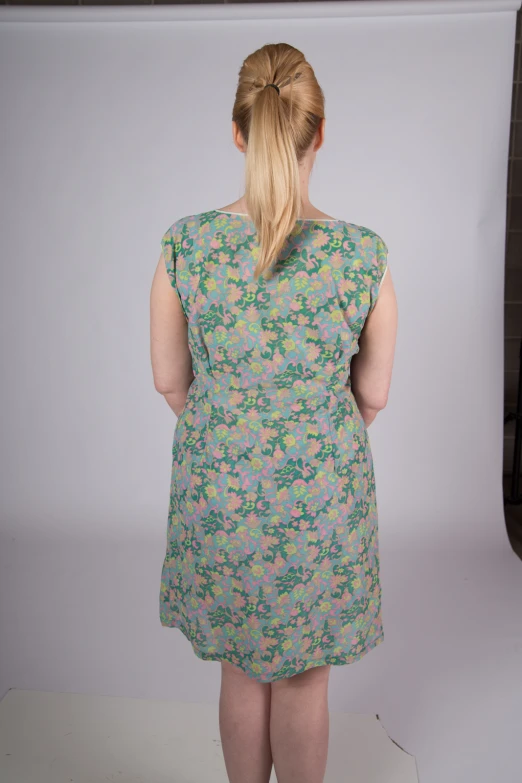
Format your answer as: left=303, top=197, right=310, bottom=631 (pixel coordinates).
left=150, top=118, right=398, bottom=783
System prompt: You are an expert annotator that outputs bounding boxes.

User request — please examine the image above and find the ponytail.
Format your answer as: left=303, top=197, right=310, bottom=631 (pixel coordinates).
left=232, top=44, right=325, bottom=280
left=245, top=82, right=301, bottom=280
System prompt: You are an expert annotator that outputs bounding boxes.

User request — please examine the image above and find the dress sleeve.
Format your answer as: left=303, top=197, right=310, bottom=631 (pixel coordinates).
left=161, top=226, right=176, bottom=287
left=337, top=227, right=389, bottom=330
left=160, top=220, right=189, bottom=320
left=368, top=234, right=389, bottom=314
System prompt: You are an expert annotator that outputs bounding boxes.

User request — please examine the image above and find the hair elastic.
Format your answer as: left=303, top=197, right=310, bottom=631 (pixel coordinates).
left=265, top=83, right=280, bottom=95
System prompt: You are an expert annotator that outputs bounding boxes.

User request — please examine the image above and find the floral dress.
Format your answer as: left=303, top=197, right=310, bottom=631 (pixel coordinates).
left=159, top=209, right=388, bottom=682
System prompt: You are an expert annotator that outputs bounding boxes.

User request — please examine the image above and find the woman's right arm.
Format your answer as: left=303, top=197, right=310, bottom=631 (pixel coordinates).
left=350, top=266, right=398, bottom=428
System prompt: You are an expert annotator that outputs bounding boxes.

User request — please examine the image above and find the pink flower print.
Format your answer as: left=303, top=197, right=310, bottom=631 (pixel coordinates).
left=272, top=352, right=285, bottom=371
left=260, top=329, right=276, bottom=348
left=307, top=440, right=322, bottom=458
left=312, top=230, right=330, bottom=247
left=245, top=304, right=260, bottom=322
left=229, top=391, right=245, bottom=406
left=226, top=494, right=243, bottom=512
left=227, top=284, right=243, bottom=304
left=246, top=512, right=260, bottom=528
left=329, top=249, right=346, bottom=269
left=306, top=343, right=321, bottom=362
left=259, top=636, right=277, bottom=653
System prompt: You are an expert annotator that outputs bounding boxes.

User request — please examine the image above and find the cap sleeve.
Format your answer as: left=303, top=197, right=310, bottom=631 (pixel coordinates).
left=368, top=233, right=389, bottom=314
left=337, top=226, right=389, bottom=330
left=160, top=219, right=190, bottom=320
left=161, top=226, right=176, bottom=287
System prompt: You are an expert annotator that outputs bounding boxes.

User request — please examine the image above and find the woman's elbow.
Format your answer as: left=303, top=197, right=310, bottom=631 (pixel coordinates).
left=361, top=396, right=388, bottom=415
left=354, top=379, right=390, bottom=413
left=152, top=369, right=175, bottom=396
left=373, top=391, right=389, bottom=411
left=154, top=381, right=172, bottom=396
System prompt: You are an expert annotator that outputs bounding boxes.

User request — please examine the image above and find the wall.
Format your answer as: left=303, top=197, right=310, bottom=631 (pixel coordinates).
left=1, top=3, right=521, bottom=781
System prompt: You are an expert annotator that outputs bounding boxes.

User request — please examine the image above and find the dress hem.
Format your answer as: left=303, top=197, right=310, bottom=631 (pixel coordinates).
left=160, top=617, right=384, bottom=683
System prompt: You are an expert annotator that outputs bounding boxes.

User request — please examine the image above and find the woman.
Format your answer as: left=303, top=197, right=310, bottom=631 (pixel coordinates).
left=150, top=42, right=398, bottom=783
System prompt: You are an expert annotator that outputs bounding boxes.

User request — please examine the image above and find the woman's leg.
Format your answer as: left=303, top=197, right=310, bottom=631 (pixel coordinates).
left=219, top=660, right=273, bottom=783
left=269, top=664, right=331, bottom=783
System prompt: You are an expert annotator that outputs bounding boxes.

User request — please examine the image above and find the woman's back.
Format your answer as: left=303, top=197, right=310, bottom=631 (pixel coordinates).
left=161, top=208, right=387, bottom=391
left=159, top=207, right=389, bottom=682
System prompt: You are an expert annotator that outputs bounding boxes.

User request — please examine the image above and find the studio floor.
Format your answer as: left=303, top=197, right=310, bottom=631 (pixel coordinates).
left=0, top=688, right=418, bottom=783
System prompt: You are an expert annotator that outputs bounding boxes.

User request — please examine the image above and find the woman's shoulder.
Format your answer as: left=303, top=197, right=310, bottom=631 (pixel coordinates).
left=162, top=211, right=387, bottom=254
left=163, top=208, right=251, bottom=241
left=162, top=210, right=211, bottom=237
left=341, top=222, right=388, bottom=257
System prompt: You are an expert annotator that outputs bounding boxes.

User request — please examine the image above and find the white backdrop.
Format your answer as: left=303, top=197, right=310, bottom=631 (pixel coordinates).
left=1, top=2, right=521, bottom=781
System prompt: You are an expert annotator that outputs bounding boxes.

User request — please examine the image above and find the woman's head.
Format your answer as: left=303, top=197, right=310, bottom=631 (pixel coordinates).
left=231, top=43, right=325, bottom=280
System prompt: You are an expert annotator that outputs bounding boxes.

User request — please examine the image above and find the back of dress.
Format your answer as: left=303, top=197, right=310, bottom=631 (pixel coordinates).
left=159, top=207, right=388, bottom=682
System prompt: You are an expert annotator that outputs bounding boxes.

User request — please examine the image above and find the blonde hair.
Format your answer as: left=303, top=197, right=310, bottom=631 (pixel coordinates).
left=231, top=43, right=325, bottom=280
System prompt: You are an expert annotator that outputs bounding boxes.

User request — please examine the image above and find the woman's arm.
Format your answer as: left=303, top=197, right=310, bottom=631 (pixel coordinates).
left=350, top=266, right=398, bottom=428
left=150, top=252, right=194, bottom=416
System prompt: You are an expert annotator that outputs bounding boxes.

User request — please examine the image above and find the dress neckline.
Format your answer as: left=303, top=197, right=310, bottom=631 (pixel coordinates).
left=214, top=209, right=342, bottom=223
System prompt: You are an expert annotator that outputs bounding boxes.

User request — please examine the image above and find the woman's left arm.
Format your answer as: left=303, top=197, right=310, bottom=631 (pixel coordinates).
left=150, top=253, right=194, bottom=416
